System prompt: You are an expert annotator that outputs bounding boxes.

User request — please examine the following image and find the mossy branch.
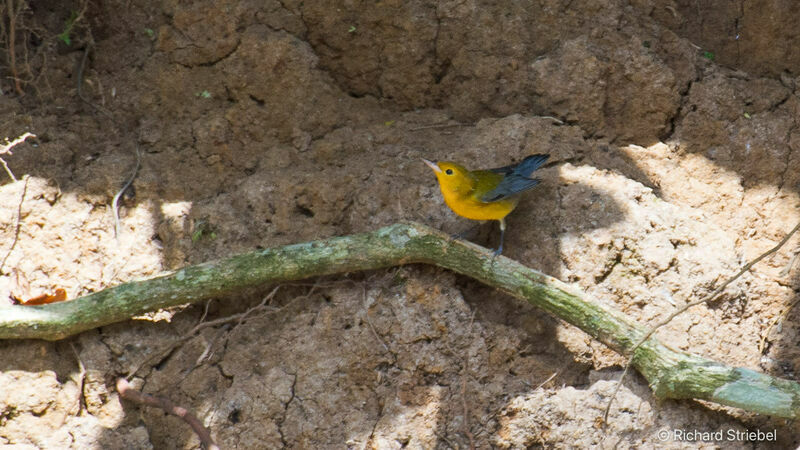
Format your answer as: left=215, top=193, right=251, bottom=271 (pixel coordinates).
left=1, top=222, right=798, bottom=418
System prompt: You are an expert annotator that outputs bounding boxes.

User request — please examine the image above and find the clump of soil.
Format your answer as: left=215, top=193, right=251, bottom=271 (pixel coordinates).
left=1, top=0, right=799, bottom=448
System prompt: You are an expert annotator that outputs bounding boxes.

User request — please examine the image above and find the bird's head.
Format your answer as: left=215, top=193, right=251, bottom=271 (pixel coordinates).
left=422, top=159, right=473, bottom=194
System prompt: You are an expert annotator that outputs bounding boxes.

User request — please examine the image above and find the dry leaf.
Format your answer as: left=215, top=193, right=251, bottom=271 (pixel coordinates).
left=16, top=288, right=67, bottom=305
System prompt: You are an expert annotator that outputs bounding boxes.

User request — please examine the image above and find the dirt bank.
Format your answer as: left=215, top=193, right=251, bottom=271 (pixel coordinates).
left=1, top=0, right=799, bottom=447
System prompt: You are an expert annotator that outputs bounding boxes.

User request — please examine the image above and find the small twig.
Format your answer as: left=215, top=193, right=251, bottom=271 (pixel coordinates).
left=112, top=143, right=142, bottom=239
left=161, top=301, right=219, bottom=389
left=361, top=283, right=389, bottom=352
left=231, top=285, right=285, bottom=329
left=665, top=5, right=679, bottom=19
left=409, top=115, right=562, bottom=132
left=76, top=44, right=89, bottom=100
left=532, top=115, right=565, bottom=125
left=73, top=35, right=143, bottom=243
left=165, top=327, right=228, bottom=392
left=534, top=371, right=559, bottom=391
left=193, top=329, right=223, bottom=367
left=199, top=299, right=212, bottom=323
left=759, top=296, right=800, bottom=354
left=71, top=1, right=111, bottom=117
left=126, top=286, right=282, bottom=379
left=437, top=433, right=458, bottom=449
left=409, top=122, right=468, bottom=131
left=779, top=249, right=800, bottom=276
left=7, top=0, right=24, bottom=95
left=603, top=220, right=800, bottom=423
left=116, top=378, right=219, bottom=450
left=76, top=43, right=113, bottom=119
left=0, top=157, right=15, bottom=182
left=70, top=342, right=87, bottom=415
left=0, top=176, right=28, bottom=273
left=73, top=37, right=142, bottom=242
left=0, top=132, right=35, bottom=181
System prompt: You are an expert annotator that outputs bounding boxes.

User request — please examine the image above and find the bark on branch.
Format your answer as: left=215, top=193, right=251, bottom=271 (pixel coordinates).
left=1, top=222, right=798, bottom=418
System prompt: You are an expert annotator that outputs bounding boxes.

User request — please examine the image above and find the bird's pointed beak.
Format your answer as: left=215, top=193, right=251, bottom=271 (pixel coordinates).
left=422, top=158, right=442, bottom=173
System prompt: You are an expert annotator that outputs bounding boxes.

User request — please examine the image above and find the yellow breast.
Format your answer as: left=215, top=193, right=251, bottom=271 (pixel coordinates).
left=440, top=188, right=518, bottom=221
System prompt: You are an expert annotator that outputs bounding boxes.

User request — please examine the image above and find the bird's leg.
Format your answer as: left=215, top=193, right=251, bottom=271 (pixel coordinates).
left=493, top=219, right=506, bottom=256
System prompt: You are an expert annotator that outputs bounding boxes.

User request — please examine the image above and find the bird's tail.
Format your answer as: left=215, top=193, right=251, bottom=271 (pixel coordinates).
left=513, top=154, right=550, bottom=178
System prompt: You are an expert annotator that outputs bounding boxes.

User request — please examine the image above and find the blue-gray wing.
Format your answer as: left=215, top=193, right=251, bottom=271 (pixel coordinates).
left=487, top=163, right=516, bottom=175
left=480, top=177, right=540, bottom=202
left=488, top=154, right=549, bottom=177
left=481, top=154, right=548, bottom=202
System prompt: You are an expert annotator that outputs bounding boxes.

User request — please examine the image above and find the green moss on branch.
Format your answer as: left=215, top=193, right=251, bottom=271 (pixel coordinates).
left=1, top=222, right=798, bottom=418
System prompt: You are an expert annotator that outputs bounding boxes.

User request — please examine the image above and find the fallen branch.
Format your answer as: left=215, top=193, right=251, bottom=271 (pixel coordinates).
left=116, top=378, right=219, bottom=450
left=603, top=220, right=800, bottom=422
left=1, top=222, right=799, bottom=418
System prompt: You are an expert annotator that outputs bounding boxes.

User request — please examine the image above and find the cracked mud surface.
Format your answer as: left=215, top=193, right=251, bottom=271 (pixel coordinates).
left=1, top=0, right=800, bottom=448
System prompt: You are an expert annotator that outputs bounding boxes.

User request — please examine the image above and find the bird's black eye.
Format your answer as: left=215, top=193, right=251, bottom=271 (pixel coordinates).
left=445, top=169, right=453, bottom=175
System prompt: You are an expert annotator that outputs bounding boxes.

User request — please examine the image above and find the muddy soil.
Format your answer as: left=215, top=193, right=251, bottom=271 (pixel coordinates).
left=1, top=0, right=800, bottom=448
